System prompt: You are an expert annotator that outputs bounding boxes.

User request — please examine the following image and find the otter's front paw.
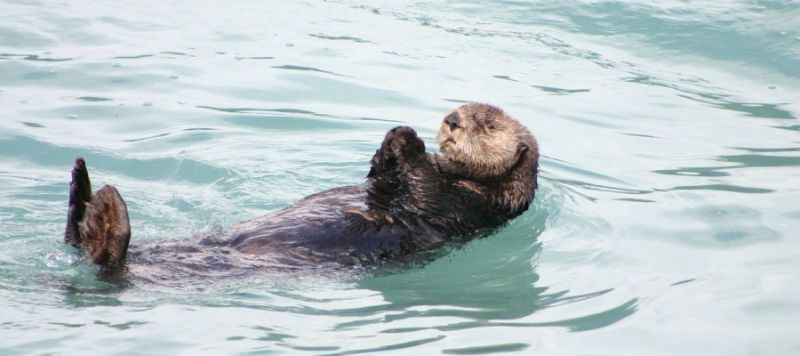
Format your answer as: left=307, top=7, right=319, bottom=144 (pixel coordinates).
left=386, top=126, right=425, bottom=159
left=369, top=126, right=425, bottom=177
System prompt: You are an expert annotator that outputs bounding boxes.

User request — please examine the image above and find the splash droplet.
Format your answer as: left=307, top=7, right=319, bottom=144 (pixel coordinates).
left=45, top=251, right=78, bottom=268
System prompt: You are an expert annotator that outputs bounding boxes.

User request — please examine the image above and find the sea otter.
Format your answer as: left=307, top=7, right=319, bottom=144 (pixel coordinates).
left=63, top=103, right=539, bottom=270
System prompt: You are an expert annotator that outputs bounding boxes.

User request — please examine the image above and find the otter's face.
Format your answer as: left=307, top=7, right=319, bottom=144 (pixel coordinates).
left=436, top=103, right=526, bottom=178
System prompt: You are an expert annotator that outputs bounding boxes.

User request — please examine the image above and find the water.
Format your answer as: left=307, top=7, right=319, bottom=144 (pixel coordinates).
left=1, top=0, right=799, bottom=354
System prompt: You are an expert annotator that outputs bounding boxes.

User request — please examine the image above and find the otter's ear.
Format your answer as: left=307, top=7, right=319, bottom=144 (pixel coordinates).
left=517, top=143, right=529, bottom=155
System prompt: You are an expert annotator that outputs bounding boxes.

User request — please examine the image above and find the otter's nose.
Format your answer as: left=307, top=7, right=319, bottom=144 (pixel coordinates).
left=444, top=112, right=460, bottom=130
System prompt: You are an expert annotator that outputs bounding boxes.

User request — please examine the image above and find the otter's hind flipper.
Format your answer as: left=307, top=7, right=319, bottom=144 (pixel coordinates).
left=64, top=158, right=132, bottom=268
left=65, top=157, right=92, bottom=245
left=80, top=185, right=131, bottom=267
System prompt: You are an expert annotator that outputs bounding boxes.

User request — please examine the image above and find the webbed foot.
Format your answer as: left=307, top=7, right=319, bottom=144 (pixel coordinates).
left=65, top=157, right=131, bottom=268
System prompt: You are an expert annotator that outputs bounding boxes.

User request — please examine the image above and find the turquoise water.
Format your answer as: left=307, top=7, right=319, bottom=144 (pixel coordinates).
left=1, top=0, right=799, bottom=354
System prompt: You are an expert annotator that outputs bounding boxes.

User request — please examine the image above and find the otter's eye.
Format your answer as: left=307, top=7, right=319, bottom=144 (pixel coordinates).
left=486, top=123, right=495, bottom=130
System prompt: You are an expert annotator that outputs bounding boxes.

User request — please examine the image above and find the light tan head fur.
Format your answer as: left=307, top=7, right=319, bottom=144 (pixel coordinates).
left=436, top=103, right=535, bottom=179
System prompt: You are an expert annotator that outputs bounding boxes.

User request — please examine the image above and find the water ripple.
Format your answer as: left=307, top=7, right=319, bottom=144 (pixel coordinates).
left=309, top=33, right=372, bottom=44
left=2, top=0, right=798, bottom=354
left=272, top=64, right=343, bottom=76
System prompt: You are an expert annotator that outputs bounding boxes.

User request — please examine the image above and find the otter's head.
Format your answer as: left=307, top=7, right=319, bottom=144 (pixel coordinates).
left=436, top=103, right=536, bottom=179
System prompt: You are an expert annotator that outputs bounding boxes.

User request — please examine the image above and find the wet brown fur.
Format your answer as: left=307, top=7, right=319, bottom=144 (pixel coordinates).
left=65, top=103, right=538, bottom=269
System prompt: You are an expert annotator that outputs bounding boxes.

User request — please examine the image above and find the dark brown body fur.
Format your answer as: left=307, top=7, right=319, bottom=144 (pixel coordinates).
left=65, top=103, right=539, bottom=270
